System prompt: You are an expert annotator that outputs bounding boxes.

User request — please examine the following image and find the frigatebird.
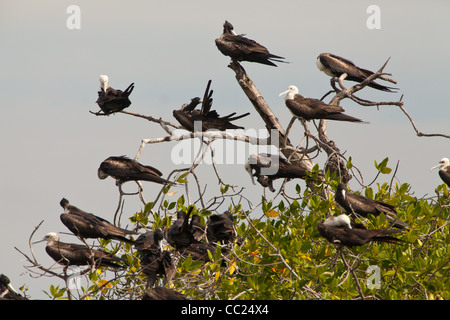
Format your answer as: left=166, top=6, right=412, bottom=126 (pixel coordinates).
left=215, top=21, right=287, bottom=67
left=335, top=183, right=410, bottom=229
left=317, top=214, right=404, bottom=247
left=34, top=232, right=124, bottom=269
left=316, top=53, right=397, bottom=92
left=206, top=211, right=236, bottom=244
left=431, top=157, right=450, bottom=187
left=134, top=229, right=175, bottom=286
left=245, top=153, right=308, bottom=192
left=173, top=80, right=249, bottom=132
left=0, top=274, right=27, bottom=300
left=165, top=207, right=197, bottom=249
left=59, top=198, right=136, bottom=244
left=98, top=156, right=171, bottom=185
left=279, top=85, right=366, bottom=123
left=95, top=74, right=135, bottom=115
left=142, top=287, right=187, bottom=300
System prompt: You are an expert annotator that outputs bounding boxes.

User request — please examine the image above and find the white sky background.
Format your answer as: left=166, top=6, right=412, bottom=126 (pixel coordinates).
left=1, top=0, right=449, bottom=299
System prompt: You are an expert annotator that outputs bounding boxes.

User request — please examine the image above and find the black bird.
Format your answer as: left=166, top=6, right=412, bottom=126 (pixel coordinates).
left=165, top=208, right=196, bottom=249
left=59, top=198, right=137, bottom=244
left=245, top=153, right=308, bottom=192
left=316, top=53, right=397, bottom=92
left=142, top=287, right=187, bottom=300
left=335, top=183, right=410, bottom=229
left=95, top=74, right=135, bottom=115
left=173, top=80, right=250, bottom=132
left=317, top=214, right=404, bottom=247
left=134, top=229, right=175, bottom=286
left=33, top=232, right=124, bottom=269
left=98, top=156, right=172, bottom=185
left=0, top=274, right=27, bottom=300
left=431, top=157, right=450, bottom=187
left=206, top=211, right=236, bottom=244
left=215, top=21, right=287, bottom=67
left=279, top=85, right=366, bottom=123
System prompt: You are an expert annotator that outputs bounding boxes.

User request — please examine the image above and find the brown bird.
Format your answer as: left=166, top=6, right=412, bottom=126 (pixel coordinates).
left=134, top=229, right=175, bottom=286
left=279, top=85, right=367, bottom=123
left=98, top=156, right=172, bottom=185
left=206, top=211, right=236, bottom=244
left=245, top=153, right=308, bottom=192
left=165, top=207, right=197, bottom=250
left=59, top=198, right=137, bottom=244
left=95, top=74, right=134, bottom=115
left=431, top=157, right=450, bottom=187
left=173, top=80, right=249, bottom=132
left=317, top=214, right=404, bottom=247
left=316, top=53, right=397, bottom=92
left=0, top=274, right=28, bottom=300
left=33, top=232, right=124, bottom=269
left=215, top=21, right=287, bottom=67
left=335, top=183, right=410, bottom=229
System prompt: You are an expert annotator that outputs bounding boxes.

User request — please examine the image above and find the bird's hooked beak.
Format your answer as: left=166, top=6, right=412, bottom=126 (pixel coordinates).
left=278, top=89, right=289, bottom=98
left=97, top=168, right=108, bottom=179
left=32, top=237, right=46, bottom=245
left=430, top=164, right=441, bottom=172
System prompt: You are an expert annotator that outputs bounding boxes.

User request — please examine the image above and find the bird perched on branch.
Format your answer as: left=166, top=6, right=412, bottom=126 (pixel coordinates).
left=245, top=153, right=308, bottom=192
left=215, top=21, right=287, bottom=67
left=279, top=85, right=367, bottom=123
left=59, top=198, right=137, bottom=244
left=134, top=229, right=175, bottom=286
left=316, top=53, right=397, bottom=92
left=173, top=80, right=249, bottom=132
left=165, top=207, right=198, bottom=250
left=206, top=211, right=236, bottom=244
left=33, top=232, right=124, bottom=269
left=317, top=214, right=405, bottom=247
left=335, top=183, right=410, bottom=229
left=0, top=274, right=28, bottom=300
left=430, top=157, right=450, bottom=187
left=98, top=156, right=172, bottom=185
left=95, top=74, right=134, bottom=115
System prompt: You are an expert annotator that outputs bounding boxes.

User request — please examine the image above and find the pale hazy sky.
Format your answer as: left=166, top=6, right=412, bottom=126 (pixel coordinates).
left=1, top=1, right=449, bottom=299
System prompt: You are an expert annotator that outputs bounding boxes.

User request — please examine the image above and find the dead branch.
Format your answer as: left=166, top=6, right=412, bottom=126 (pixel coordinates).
left=227, top=60, right=314, bottom=171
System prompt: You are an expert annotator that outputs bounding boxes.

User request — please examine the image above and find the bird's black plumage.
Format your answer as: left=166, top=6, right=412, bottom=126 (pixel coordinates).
left=98, top=156, right=171, bottom=185
left=245, top=153, right=308, bottom=192
left=206, top=211, right=236, bottom=244
left=0, top=274, right=27, bottom=300
left=165, top=207, right=197, bottom=250
left=134, top=229, right=175, bottom=286
left=215, top=21, right=287, bottom=67
left=173, top=80, right=249, bottom=132
left=335, top=183, right=410, bottom=229
left=95, top=75, right=135, bottom=115
left=280, top=85, right=366, bottom=123
left=317, top=214, right=404, bottom=247
left=59, top=198, right=136, bottom=244
left=316, top=53, right=397, bottom=92
left=35, top=233, right=124, bottom=269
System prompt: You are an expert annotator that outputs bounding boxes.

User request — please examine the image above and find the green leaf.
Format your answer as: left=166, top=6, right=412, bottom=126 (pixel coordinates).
left=177, top=172, right=189, bottom=183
